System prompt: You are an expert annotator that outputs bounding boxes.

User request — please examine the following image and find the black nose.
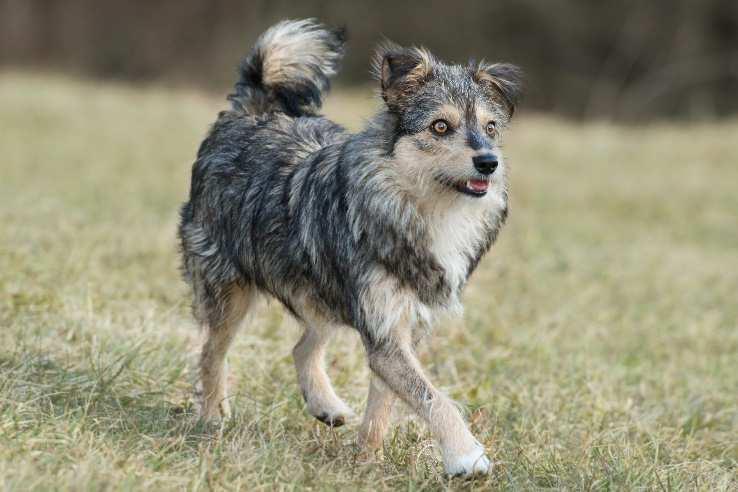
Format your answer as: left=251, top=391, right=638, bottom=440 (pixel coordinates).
left=473, top=154, right=498, bottom=175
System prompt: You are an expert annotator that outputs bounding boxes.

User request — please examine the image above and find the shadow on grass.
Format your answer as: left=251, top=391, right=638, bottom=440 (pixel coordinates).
left=0, top=348, right=223, bottom=453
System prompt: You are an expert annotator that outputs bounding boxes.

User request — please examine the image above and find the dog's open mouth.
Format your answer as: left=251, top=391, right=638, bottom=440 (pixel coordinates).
left=454, top=179, right=489, bottom=197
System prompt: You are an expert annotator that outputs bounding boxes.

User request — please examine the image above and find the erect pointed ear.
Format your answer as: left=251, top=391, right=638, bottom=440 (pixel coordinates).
left=372, top=43, right=434, bottom=111
left=473, top=62, right=523, bottom=117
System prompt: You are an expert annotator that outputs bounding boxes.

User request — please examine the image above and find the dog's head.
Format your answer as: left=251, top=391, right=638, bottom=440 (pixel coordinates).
left=374, top=43, right=522, bottom=204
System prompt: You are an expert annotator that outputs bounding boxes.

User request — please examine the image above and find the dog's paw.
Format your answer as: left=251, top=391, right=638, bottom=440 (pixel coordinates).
left=314, top=412, right=347, bottom=427
left=310, top=404, right=354, bottom=427
left=443, top=443, right=492, bottom=477
left=309, top=400, right=354, bottom=428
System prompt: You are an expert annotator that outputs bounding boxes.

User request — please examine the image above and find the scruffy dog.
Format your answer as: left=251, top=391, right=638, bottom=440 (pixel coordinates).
left=179, top=19, right=521, bottom=476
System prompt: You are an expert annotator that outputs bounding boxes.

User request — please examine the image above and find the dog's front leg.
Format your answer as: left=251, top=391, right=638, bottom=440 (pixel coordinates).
left=365, top=336, right=490, bottom=477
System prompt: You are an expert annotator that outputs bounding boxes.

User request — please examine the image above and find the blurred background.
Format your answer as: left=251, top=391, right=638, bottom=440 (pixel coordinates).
left=2, top=0, right=738, bottom=121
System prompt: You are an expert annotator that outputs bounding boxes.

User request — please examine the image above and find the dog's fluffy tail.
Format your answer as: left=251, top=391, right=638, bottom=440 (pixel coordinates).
left=228, top=19, right=346, bottom=117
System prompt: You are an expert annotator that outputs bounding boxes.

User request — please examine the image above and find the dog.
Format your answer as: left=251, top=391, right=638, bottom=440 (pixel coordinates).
left=178, top=18, right=521, bottom=477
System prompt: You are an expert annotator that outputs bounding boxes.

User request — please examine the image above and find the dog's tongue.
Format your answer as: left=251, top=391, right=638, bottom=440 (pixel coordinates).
left=467, top=179, right=489, bottom=192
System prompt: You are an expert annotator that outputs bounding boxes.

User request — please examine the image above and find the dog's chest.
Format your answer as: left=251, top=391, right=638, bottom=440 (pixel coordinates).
left=427, top=205, right=488, bottom=295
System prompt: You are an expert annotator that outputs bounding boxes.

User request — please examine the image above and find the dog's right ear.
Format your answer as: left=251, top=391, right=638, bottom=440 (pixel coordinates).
left=373, top=43, right=434, bottom=111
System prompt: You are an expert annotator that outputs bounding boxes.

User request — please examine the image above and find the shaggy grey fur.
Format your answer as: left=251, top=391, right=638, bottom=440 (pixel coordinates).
left=178, top=18, right=522, bottom=476
left=179, top=20, right=520, bottom=341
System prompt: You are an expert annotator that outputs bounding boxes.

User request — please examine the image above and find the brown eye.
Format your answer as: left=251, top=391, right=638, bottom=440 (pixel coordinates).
left=485, top=121, right=497, bottom=137
left=431, top=119, right=449, bottom=135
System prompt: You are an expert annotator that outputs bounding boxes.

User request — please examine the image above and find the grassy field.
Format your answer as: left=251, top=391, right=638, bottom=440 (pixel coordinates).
left=1, top=72, right=737, bottom=491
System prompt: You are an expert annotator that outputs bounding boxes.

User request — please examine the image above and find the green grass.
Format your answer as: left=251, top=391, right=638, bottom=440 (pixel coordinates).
left=1, top=71, right=737, bottom=491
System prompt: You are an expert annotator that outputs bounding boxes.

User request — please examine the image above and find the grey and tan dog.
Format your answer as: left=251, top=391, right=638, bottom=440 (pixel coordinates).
left=179, top=19, right=521, bottom=476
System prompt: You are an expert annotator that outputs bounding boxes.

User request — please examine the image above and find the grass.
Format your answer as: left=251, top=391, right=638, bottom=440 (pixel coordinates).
left=1, top=71, right=737, bottom=491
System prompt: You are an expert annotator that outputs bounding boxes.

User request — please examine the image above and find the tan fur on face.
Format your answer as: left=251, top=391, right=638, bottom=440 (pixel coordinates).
left=434, top=104, right=463, bottom=129
left=476, top=106, right=504, bottom=133
left=392, top=128, right=503, bottom=206
left=390, top=93, right=510, bottom=201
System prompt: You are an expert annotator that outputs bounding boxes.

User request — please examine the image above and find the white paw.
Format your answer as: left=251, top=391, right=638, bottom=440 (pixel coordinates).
left=443, top=443, right=492, bottom=477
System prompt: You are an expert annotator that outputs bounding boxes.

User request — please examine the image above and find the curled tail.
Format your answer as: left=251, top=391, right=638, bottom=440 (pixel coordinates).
left=228, top=19, right=346, bottom=117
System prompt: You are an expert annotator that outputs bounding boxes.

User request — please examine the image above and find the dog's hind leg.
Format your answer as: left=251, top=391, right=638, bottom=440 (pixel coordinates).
left=365, top=333, right=491, bottom=477
left=358, top=374, right=396, bottom=451
left=292, top=322, right=353, bottom=427
left=359, top=327, right=428, bottom=451
left=196, top=283, right=256, bottom=421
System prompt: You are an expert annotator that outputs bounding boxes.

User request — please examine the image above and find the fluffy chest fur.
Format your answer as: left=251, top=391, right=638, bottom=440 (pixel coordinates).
left=424, top=173, right=508, bottom=307
left=428, top=206, right=486, bottom=291
left=425, top=205, right=486, bottom=309
left=355, top=194, right=505, bottom=341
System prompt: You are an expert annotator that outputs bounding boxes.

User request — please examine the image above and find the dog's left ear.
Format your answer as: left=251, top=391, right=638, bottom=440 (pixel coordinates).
left=373, top=43, right=434, bottom=112
left=473, top=62, right=523, bottom=117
